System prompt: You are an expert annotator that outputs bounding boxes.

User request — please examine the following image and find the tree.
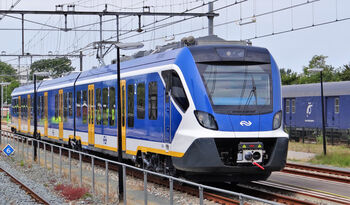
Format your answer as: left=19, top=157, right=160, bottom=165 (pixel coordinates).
left=280, top=68, right=299, bottom=85
left=0, top=61, right=20, bottom=104
left=298, top=55, right=339, bottom=84
left=338, top=63, right=350, bottom=81
left=30, top=57, right=75, bottom=80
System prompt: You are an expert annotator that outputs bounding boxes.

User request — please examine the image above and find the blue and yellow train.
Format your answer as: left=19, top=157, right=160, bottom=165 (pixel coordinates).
left=11, top=43, right=288, bottom=182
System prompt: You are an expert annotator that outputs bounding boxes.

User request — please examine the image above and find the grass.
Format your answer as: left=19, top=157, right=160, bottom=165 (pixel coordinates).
left=288, top=142, right=350, bottom=168
left=54, top=184, right=89, bottom=201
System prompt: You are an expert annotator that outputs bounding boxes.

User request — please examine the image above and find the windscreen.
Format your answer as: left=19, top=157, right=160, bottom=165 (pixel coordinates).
left=197, top=63, right=273, bottom=114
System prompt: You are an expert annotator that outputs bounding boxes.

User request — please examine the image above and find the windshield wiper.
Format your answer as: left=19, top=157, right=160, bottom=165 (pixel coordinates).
left=241, top=75, right=258, bottom=113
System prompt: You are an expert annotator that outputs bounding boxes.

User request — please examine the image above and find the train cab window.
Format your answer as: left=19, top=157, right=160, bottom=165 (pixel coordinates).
left=82, top=90, right=87, bottom=124
left=335, top=97, right=339, bottom=114
left=96, top=88, right=102, bottom=125
left=127, top=84, right=134, bottom=127
left=148, top=82, right=157, bottom=120
left=68, top=92, right=72, bottom=117
left=55, top=94, right=58, bottom=121
left=102, top=88, right=108, bottom=126
left=109, top=87, right=116, bottom=126
left=291, top=99, right=296, bottom=114
left=161, top=70, right=189, bottom=112
left=137, top=83, right=145, bottom=119
left=64, top=92, right=68, bottom=122
left=286, top=99, right=290, bottom=114
left=77, top=91, right=81, bottom=118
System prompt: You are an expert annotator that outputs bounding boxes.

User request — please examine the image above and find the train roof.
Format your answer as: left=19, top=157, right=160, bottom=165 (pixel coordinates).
left=282, top=81, right=350, bottom=98
left=12, top=43, right=270, bottom=96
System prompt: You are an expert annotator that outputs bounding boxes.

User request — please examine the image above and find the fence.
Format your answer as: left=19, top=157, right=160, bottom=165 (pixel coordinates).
left=0, top=129, right=278, bottom=205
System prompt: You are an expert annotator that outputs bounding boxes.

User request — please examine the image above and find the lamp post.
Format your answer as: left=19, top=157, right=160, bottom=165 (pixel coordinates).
left=0, top=82, right=10, bottom=145
left=32, top=72, right=50, bottom=160
left=115, top=42, right=143, bottom=202
left=308, top=68, right=327, bottom=155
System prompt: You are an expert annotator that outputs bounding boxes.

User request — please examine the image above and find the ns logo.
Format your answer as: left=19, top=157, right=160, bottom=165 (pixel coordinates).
left=240, top=120, right=252, bottom=126
left=306, top=102, right=313, bottom=117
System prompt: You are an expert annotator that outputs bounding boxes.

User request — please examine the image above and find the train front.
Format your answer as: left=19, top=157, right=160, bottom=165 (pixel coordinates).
left=171, top=45, right=289, bottom=182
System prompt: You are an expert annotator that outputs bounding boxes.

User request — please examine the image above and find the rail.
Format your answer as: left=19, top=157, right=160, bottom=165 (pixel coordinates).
left=0, top=129, right=278, bottom=205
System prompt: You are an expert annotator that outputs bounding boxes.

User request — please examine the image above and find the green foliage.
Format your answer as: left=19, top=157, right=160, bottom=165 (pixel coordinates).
left=311, top=152, right=350, bottom=168
left=0, top=61, right=20, bottom=104
left=30, top=57, right=75, bottom=80
left=280, top=68, right=299, bottom=85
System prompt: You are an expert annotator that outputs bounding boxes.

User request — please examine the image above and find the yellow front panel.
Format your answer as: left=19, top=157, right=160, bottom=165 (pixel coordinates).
left=59, top=89, right=63, bottom=139
left=121, top=80, right=126, bottom=151
left=27, top=95, right=31, bottom=134
left=44, top=92, right=48, bottom=136
left=88, top=84, right=95, bottom=145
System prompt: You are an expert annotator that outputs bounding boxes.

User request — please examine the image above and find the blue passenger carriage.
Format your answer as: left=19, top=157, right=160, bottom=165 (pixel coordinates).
left=11, top=41, right=288, bottom=182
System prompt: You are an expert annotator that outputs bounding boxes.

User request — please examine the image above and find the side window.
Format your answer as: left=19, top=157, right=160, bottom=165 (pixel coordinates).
left=161, top=70, right=189, bottom=112
left=102, top=88, right=108, bottom=125
left=127, top=84, right=134, bottom=127
left=82, top=90, right=87, bottom=124
left=96, top=88, right=102, bottom=125
left=286, top=99, right=290, bottom=114
left=137, top=83, right=145, bottom=119
left=44, top=94, right=48, bottom=121
left=291, top=99, right=296, bottom=114
left=64, top=92, right=68, bottom=122
left=41, top=96, right=44, bottom=120
left=109, top=87, right=116, bottom=126
left=77, top=91, right=81, bottom=118
left=335, top=97, right=339, bottom=114
left=69, top=92, right=72, bottom=117
left=148, top=82, right=157, bottom=120
left=55, top=94, right=58, bottom=120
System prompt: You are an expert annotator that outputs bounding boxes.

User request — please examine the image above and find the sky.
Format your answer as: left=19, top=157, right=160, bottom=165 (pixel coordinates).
left=0, top=0, right=349, bottom=75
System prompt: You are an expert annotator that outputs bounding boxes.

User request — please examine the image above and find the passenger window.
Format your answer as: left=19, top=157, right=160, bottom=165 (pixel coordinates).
left=127, top=84, right=134, bottom=127
left=44, top=94, right=48, bottom=121
left=102, top=88, right=108, bottom=125
left=96, top=88, right=102, bottom=125
left=109, top=87, right=116, bottom=126
left=82, top=90, right=87, bottom=124
left=161, top=70, right=189, bottom=112
left=55, top=94, right=58, bottom=120
left=335, top=98, right=339, bottom=114
left=291, top=99, right=296, bottom=114
left=69, top=92, right=72, bottom=117
left=148, top=82, right=157, bottom=120
left=286, top=99, right=290, bottom=114
left=64, top=92, right=68, bottom=122
left=137, top=83, right=145, bottom=119
left=77, top=91, right=81, bottom=118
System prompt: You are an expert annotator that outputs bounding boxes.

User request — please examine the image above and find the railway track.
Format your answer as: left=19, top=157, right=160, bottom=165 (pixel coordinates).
left=0, top=166, right=50, bottom=205
left=284, top=162, right=350, bottom=184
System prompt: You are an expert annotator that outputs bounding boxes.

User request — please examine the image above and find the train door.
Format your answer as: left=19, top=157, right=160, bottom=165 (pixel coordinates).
left=27, top=95, right=31, bottom=134
left=121, top=80, right=126, bottom=151
left=88, top=84, right=95, bottom=145
left=162, top=71, right=172, bottom=144
left=326, top=97, right=339, bottom=128
left=18, top=96, right=21, bottom=131
left=59, top=89, right=63, bottom=139
left=44, top=92, right=48, bottom=136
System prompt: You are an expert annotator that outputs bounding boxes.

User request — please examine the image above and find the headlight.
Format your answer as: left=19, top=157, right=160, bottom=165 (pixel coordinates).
left=273, top=111, right=282, bottom=130
left=194, top=110, right=218, bottom=130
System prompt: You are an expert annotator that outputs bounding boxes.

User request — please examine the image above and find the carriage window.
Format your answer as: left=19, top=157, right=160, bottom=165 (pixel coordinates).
left=291, top=99, right=296, bottom=113
left=148, top=82, right=157, bottom=120
left=335, top=97, right=339, bottom=114
left=96, top=88, right=102, bottom=125
left=64, top=92, right=68, bottom=122
left=82, top=90, right=87, bottom=124
left=77, top=91, right=81, bottom=117
left=41, top=96, right=44, bottom=120
left=109, top=87, right=116, bottom=126
left=127, top=84, right=134, bottom=127
left=44, top=94, right=48, bottom=121
left=55, top=94, right=58, bottom=120
left=286, top=99, right=290, bottom=114
left=102, top=88, right=108, bottom=125
left=69, top=92, right=73, bottom=117
left=137, top=83, right=145, bottom=119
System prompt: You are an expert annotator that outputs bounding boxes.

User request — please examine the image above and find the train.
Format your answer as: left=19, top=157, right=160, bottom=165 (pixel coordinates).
left=11, top=38, right=288, bottom=182
left=282, top=81, right=350, bottom=142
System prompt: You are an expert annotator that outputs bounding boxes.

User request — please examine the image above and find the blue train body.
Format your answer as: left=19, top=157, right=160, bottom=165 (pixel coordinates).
left=283, top=81, right=350, bottom=132
left=11, top=44, right=288, bottom=182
